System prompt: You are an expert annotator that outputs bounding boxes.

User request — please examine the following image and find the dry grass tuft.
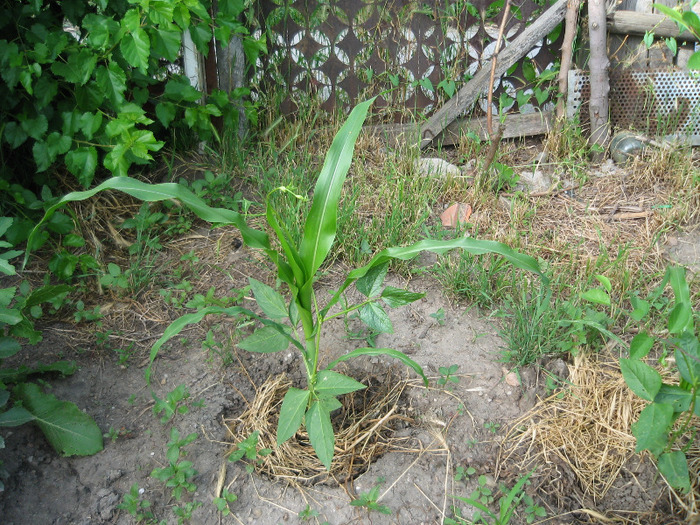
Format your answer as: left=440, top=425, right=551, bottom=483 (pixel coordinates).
left=225, top=371, right=413, bottom=486
left=500, top=353, right=700, bottom=523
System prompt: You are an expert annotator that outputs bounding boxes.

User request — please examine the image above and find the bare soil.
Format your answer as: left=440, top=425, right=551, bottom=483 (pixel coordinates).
left=0, top=232, right=685, bottom=524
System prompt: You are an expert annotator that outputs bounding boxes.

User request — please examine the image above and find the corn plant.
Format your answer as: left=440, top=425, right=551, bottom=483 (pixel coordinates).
left=26, top=99, right=546, bottom=469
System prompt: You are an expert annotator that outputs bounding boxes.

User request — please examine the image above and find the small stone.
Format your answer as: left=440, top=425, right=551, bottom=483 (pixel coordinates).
left=415, top=158, right=462, bottom=179
left=516, top=170, right=552, bottom=193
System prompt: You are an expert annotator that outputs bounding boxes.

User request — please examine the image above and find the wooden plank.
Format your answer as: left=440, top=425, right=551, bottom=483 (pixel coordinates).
left=419, top=0, right=568, bottom=149
left=608, top=11, right=700, bottom=41
left=368, top=111, right=555, bottom=147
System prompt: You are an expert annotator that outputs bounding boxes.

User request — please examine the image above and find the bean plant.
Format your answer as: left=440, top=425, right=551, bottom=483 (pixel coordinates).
left=26, top=99, right=546, bottom=468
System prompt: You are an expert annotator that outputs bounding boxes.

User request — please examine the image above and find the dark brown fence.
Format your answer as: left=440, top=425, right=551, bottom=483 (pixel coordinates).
left=255, top=0, right=564, bottom=121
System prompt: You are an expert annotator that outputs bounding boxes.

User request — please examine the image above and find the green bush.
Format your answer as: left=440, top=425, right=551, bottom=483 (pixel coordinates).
left=0, top=0, right=264, bottom=189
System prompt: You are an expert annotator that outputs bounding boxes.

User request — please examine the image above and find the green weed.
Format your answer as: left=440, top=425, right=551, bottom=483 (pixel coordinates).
left=152, top=385, right=191, bottom=424
left=350, top=478, right=392, bottom=515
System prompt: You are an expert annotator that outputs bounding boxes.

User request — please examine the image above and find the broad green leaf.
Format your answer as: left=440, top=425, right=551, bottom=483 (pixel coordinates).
left=595, top=275, right=612, bottom=293
left=0, top=337, right=21, bottom=358
left=306, top=401, right=334, bottom=470
left=0, top=307, right=23, bottom=325
left=50, top=49, right=97, bottom=85
left=299, top=98, right=374, bottom=281
left=654, top=384, right=693, bottom=413
left=356, top=262, right=388, bottom=298
left=79, top=112, right=103, bottom=140
left=0, top=406, right=34, bottom=427
left=381, top=286, right=425, bottom=308
left=326, top=347, right=428, bottom=386
left=65, top=147, right=98, bottom=187
left=620, top=358, right=662, bottom=401
left=668, top=302, right=692, bottom=334
left=629, top=332, right=654, bottom=359
left=0, top=389, right=8, bottom=407
left=674, top=332, right=700, bottom=384
left=658, top=451, right=690, bottom=492
left=0, top=260, right=15, bottom=276
left=276, top=387, right=310, bottom=445
left=96, top=63, right=127, bottom=108
left=238, top=326, right=289, bottom=353
left=319, top=395, right=343, bottom=412
left=688, top=51, right=700, bottom=69
left=667, top=266, right=690, bottom=305
left=32, top=141, right=51, bottom=172
left=632, top=403, right=673, bottom=456
left=24, top=284, right=73, bottom=308
left=682, top=10, right=700, bottom=37
left=153, top=28, right=182, bottom=62
left=14, top=382, right=103, bottom=456
left=581, top=288, right=610, bottom=306
left=0, top=361, right=78, bottom=384
left=46, top=133, right=71, bottom=158
left=315, top=370, right=366, bottom=396
left=358, top=302, right=393, bottom=334
left=653, top=4, right=686, bottom=28
left=84, top=13, right=118, bottom=49
left=189, top=23, right=213, bottom=55
left=25, top=177, right=271, bottom=268
left=249, top=278, right=288, bottom=319
left=155, top=101, right=177, bottom=127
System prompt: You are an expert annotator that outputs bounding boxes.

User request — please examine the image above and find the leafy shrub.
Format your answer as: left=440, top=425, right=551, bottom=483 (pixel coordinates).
left=0, top=0, right=264, bottom=189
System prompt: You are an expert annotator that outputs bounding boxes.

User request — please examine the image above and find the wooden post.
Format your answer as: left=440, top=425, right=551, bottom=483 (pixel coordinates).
left=588, top=0, right=610, bottom=152
left=557, top=0, right=582, bottom=119
left=419, top=0, right=568, bottom=149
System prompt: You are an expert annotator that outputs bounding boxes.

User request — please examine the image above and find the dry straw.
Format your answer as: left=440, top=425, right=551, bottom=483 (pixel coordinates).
left=500, top=352, right=700, bottom=523
left=225, top=371, right=413, bottom=486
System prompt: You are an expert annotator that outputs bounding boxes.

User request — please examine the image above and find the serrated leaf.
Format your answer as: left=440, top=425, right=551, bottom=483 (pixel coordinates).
left=277, top=388, right=309, bottom=445
left=358, top=302, right=393, bottom=334
left=0, top=337, right=21, bottom=358
left=620, top=358, right=662, bottom=401
left=238, top=325, right=289, bottom=353
left=581, top=288, right=610, bottom=306
left=632, top=403, right=673, bottom=456
left=658, top=451, right=690, bottom=491
left=380, top=286, right=425, bottom=308
left=249, top=278, right=288, bottom=319
left=306, top=401, right=334, bottom=470
left=629, top=332, right=654, bottom=359
left=153, top=28, right=181, bottom=62
left=96, top=63, right=126, bottom=108
left=14, top=382, right=103, bottom=455
left=315, top=370, right=366, bottom=396
left=0, top=406, right=35, bottom=427
left=356, top=262, right=388, bottom=298
left=155, top=101, right=177, bottom=127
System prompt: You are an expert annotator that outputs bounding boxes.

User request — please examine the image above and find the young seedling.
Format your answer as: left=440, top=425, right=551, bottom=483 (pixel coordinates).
left=118, top=483, right=155, bottom=522
left=228, top=431, right=272, bottom=473
left=438, top=364, right=460, bottom=388
left=430, top=307, right=446, bottom=325
left=213, top=489, right=238, bottom=516
left=454, top=465, right=476, bottom=482
left=350, top=478, right=392, bottom=515
left=452, top=469, right=536, bottom=525
left=27, top=99, right=547, bottom=469
left=152, top=384, right=190, bottom=424
left=298, top=504, right=320, bottom=521
left=151, top=428, right=199, bottom=501
left=483, top=421, right=500, bottom=434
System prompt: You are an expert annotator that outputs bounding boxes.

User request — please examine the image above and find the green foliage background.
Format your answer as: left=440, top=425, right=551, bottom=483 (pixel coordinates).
left=0, top=0, right=263, bottom=193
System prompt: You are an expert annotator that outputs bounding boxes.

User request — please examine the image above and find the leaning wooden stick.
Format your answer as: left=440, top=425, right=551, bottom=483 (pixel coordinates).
left=487, top=0, right=512, bottom=136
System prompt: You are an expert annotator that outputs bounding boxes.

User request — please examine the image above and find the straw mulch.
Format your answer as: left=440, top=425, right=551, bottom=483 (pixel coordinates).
left=224, top=371, right=413, bottom=486
left=500, top=352, right=700, bottom=523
